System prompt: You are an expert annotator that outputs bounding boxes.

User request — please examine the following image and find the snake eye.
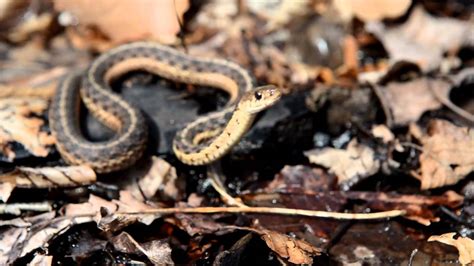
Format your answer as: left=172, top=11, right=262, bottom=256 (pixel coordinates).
left=254, top=91, right=262, bottom=100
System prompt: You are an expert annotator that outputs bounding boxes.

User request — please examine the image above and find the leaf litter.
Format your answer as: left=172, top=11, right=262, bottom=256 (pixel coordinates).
left=0, top=0, right=473, bottom=264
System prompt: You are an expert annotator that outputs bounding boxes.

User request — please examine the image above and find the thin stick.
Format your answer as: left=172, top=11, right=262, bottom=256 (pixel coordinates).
left=116, top=206, right=406, bottom=220
left=426, top=79, right=474, bottom=122
left=208, top=163, right=248, bottom=207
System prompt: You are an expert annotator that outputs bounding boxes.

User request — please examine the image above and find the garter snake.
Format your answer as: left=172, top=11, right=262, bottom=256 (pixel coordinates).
left=49, top=42, right=282, bottom=173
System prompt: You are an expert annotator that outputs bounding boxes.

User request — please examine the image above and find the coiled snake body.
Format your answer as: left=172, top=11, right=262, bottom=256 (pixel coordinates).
left=49, top=42, right=281, bottom=173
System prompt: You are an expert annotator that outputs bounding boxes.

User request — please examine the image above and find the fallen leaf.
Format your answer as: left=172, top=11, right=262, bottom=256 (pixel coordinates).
left=334, top=0, right=411, bottom=22
left=367, top=6, right=474, bottom=71
left=28, top=254, right=53, bottom=266
left=54, top=0, right=189, bottom=46
left=381, top=78, right=451, bottom=125
left=0, top=211, right=92, bottom=264
left=305, top=139, right=380, bottom=189
left=246, top=0, right=310, bottom=29
left=112, top=232, right=174, bottom=265
left=428, top=233, right=474, bottom=265
left=0, top=202, right=52, bottom=216
left=0, top=166, right=96, bottom=202
left=126, top=156, right=181, bottom=201
left=412, top=119, right=474, bottom=189
left=0, top=97, right=54, bottom=161
left=265, top=165, right=337, bottom=193
left=371, top=124, right=395, bottom=143
left=64, top=191, right=158, bottom=231
left=242, top=227, right=321, bottom=264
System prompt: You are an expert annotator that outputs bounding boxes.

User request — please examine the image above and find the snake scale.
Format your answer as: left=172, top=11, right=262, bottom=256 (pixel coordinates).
left=49, top=42, right=281, bottom=173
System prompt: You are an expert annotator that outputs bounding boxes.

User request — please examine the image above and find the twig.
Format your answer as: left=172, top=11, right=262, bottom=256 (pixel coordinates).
left=0, top=202, right=52, bottom=215
left=408, top=248, right=418, bottom=266
left=208, top=163, right=248, bottom=207
left=117, top=206, right=406, bottom=220
left=426, top=79, right=474, bottom=123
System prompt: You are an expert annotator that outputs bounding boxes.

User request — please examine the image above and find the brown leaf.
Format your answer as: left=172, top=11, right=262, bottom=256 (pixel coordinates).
left=246, top=0, right=310, bottom=29
left=0, top=97, right=54, bottom=160
left=244, top=227, right=321, bottom=264
left=371, top=125, right=395, bottom=143
left=126, top=156, right=181, bottom=201
left=0, top=211, right=89, bottom=264
left=64, top=191, right=158, bottom=232
left=265, top=165, right=337, bottom=193
left=28, top=254, right=53, bottom=266
left=412, top=120, right=474, bottom=189
left=367, top=6, right=474, bottom=71
left=304, top=139, right=380, bottom=188
left=0, top=202, right=52, bottom=216
left=112, top=232, right=174, bottom=265
left=381, top=78, right=451, bottom=125
left=334, top=0, right=411, bottom=22
left=428, top=233, right=474, bottom=265
left=54, top=0, right=189, bottom=46
left=0, top=166, right=96, bottom=202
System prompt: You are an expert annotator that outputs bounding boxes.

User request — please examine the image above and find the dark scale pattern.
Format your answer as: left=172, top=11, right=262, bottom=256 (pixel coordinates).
left=51, top=42, right=256, bottom=172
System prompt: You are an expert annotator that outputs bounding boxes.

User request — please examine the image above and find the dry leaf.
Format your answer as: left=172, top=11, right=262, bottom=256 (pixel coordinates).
left=371, top=124, right=395, bottom=143
left=64, top=191, right=158, bottom=231
left=428, top=233, right=474, bottom=265
left=246, top=0, right=310, bottom=29
left=412, top=120, right=474, bottom=189
left=367, top=6, right=474, bottom=71
left=0, top=202, right=52, bottom=215
left=28, top=254, right=53, bottom=266
left=241, top=227, right=321, bottom=264
left=334, top=0, right=411, bottom=22
left=54, top=0, right=189, bottom=46
left=304, top=139, right=380, bottom=189
left=0, top=211, right=92, bottom=264
left=0, top=166, right=96, bottom=202
left=126, top=156, right=180, bottom=201
left=381, top=78, right=451, bottom=125
left=112, top=232, right=174, bottom=265
left=0, top=97, right=54, bottom=161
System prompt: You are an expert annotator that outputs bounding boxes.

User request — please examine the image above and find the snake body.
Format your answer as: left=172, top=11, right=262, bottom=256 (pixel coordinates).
left=49, top=42, right=281, bottom=173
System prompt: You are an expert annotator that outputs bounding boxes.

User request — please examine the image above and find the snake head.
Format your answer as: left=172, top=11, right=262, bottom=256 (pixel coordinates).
left=238, top=85, right=282, bottom=114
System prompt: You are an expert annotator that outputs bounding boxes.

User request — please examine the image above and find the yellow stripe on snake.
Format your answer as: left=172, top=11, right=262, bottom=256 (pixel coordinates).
left=48, top=42, right=281, bottom=173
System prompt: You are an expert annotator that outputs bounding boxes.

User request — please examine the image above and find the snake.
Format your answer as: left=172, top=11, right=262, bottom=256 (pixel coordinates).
left=48, top=42, right=282, bottom=173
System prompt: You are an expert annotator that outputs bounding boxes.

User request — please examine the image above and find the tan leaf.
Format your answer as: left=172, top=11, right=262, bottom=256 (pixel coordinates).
left=248, top=228, right=321, bottom=264
left=334, top=0, right=411, bottom=22
left=0, top=202, right=52, bottom=216
left=126, top=156, right=180, bottom=201
left=428, top=233, right=474, bottom=265
left=381, top=78, right=451, bottom=125
left=28, top=254, right=53, bottom=266
left=54, top=0, right=189, bottom=46
left=112, top=232, right=174, bottom=265
left=64, top=191, right=158, bottom=231
left=0, top=211, right=91, bottom=264
left=0, top=97, right=54, bottom=160
left=0, top=166, right=96, bottom=201
left=367, top=6, right=474, bottom=71
left=304, top=139, right=380, bottom=188
left=246, top=0, right=310, bottom=29
left=371, top=124, right=395, bottom=143
left=412, top=120, right=474, bottom=189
